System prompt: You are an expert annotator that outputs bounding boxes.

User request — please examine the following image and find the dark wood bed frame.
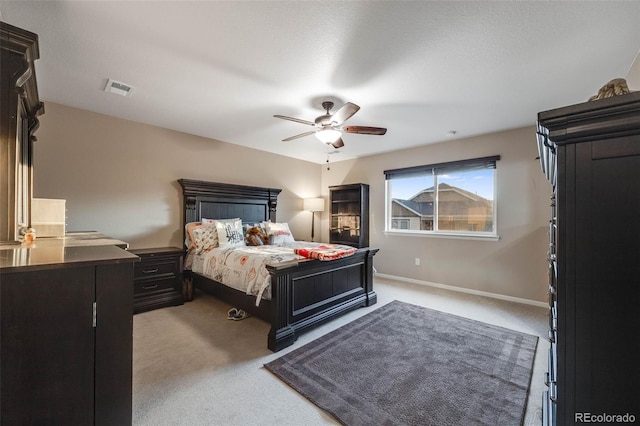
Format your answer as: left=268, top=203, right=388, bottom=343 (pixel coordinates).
left=179, top=179, right=378, bottom=352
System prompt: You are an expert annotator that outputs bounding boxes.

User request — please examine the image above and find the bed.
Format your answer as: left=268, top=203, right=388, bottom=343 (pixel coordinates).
left=179, top=179, right=378, bottom=352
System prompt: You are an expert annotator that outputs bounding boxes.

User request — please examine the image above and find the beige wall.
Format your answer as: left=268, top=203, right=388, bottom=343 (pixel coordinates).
left=627, top=50, right=640, bottom=90
left=35, top=102, right=549, bottom=303
left=34, top=102, right=323, bottom=249
left=321, top=127, right=551, bottom=303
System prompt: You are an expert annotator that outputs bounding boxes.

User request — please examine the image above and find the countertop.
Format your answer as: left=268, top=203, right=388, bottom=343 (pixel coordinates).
left=0, top=232, right=138, bottom=272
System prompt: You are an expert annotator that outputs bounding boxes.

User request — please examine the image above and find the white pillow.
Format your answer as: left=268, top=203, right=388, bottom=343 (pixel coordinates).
left=215, top=218, right=246, bottom=248
left=264, top=222, right=295, bottom=244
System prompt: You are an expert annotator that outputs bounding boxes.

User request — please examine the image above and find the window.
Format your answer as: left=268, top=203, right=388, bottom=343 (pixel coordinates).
left=384, top=156, right=499, bottom=237
left=392, top=219, right=410, bottom=229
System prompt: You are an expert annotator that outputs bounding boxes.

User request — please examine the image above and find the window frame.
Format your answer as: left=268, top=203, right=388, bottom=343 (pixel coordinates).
left=384, top=156, right=500, bottom=241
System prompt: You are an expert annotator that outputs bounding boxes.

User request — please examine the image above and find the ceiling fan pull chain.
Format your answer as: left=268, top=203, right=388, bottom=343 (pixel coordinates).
left=326, top=146, right=331, bottom=171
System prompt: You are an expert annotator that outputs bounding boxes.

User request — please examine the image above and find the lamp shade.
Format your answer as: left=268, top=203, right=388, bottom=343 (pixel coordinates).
left=303, top=197, right=325, bottom=212
left=315, top=129, right=341, bottom=143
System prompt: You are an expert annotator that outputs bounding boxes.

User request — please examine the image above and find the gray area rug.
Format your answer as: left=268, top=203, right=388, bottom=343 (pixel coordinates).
left=264, top=300, right=538, bottom=426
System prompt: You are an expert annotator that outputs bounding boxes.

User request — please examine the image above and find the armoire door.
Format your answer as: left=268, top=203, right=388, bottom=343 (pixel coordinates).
left=574, top=138, right=640, bottom=415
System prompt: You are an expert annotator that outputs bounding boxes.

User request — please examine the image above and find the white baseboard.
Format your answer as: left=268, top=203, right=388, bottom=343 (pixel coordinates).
left=375, top=273, right=548, bottom=308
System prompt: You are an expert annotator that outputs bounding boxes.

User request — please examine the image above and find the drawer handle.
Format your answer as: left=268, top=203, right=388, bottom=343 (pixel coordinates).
left=142, top=283, right=158, bottom=290
left=142, top=268, right=159, bottom=274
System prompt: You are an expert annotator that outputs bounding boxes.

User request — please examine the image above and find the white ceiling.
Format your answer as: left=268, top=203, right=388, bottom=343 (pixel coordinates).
left=2, top=1, right=639, bottom=164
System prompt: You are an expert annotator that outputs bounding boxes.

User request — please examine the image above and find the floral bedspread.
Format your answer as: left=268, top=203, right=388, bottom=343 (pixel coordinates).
left=191, top=242, right=354, bottom=305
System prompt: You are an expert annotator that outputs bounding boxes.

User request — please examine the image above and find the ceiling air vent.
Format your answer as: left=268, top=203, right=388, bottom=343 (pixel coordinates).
left=104, top=79, right=135, bottom=97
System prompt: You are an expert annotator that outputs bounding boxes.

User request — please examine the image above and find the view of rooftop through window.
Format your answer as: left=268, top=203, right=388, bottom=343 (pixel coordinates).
left=387, top=168, right=495, bottom=234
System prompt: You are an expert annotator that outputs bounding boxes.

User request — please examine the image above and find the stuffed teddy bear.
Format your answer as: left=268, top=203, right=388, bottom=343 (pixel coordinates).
left=245, top=226, right=270, bottom=246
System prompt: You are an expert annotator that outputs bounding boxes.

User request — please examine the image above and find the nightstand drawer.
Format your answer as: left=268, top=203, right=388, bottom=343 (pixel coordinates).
left=134, top=259, right=177, bottom=279
left=134, top=276, right=178, bottom=296
left=129, top=247, right=184, bottom=314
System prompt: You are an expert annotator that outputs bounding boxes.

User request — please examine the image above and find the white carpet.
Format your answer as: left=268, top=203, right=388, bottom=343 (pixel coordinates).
left=133, top=276, right=548, bottom=425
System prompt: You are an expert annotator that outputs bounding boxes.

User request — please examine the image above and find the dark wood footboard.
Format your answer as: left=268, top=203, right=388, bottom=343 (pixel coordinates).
left=186, top=248, right=377, bottom=351
left=266, top=248, right=378, bottom=351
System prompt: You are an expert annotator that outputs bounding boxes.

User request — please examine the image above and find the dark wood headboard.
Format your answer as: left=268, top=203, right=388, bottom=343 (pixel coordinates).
left=178, top=179, right=282, bottom=242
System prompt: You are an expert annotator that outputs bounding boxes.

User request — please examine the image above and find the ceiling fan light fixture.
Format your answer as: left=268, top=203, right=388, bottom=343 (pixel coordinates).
left=275, top=101, right=386, bottom=149
left=315, top=128, right=342, bottom=143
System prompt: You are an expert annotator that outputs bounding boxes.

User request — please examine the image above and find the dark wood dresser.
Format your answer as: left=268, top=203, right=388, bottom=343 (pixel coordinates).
left=0, top=238, right=139, bottom=425
left=129, top=247, right=184, bottom=314
left=537, top=92, right=640, bottom=425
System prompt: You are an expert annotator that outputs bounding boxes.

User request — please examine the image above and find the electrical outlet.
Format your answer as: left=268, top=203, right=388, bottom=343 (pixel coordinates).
left=415, top=258, right=420, bottom=266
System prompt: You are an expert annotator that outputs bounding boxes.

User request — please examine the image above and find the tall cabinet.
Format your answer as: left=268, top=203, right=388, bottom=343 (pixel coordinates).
left=537, top=92, right=640, bottom=425
left=329, top=183, right=369, bottom=248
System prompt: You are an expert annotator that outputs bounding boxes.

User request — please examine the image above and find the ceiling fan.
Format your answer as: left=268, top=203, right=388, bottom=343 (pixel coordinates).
left=274, top=101, right=387, bottom=148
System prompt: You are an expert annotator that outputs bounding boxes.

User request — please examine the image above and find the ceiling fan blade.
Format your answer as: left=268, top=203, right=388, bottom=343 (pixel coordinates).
left=331, top=137, right=345, bottom=149
left=282, top=130, right=316, bottom=142
left=274, top=115, right=315, bottom=127
left=341, top=125, right=387, bottom=135
left=330, top=102, right=360, bottom=125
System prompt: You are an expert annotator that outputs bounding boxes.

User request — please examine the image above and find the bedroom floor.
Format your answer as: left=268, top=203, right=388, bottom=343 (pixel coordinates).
left=132, top=276, right=548, bottom=426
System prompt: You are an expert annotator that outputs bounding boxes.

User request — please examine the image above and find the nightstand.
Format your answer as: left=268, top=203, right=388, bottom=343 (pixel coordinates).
left=129, top=247, right=184, bottom=314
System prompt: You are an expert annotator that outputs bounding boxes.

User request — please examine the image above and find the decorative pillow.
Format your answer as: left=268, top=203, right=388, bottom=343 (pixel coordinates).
left=191, top=223, right=218, bottom=254
left=184, top=221, right=202, bottom=251
left=185, top=218, right=240, bottom=252
left=264, top=222, right=295, bottom=245
left=245, top=226, right=270, bottom=246
left=216, top=218, right=246, bottom=248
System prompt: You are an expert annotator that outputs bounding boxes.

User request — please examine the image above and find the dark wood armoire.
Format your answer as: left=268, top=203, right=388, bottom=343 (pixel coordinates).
left=537, top=91, right=640, bottom=425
